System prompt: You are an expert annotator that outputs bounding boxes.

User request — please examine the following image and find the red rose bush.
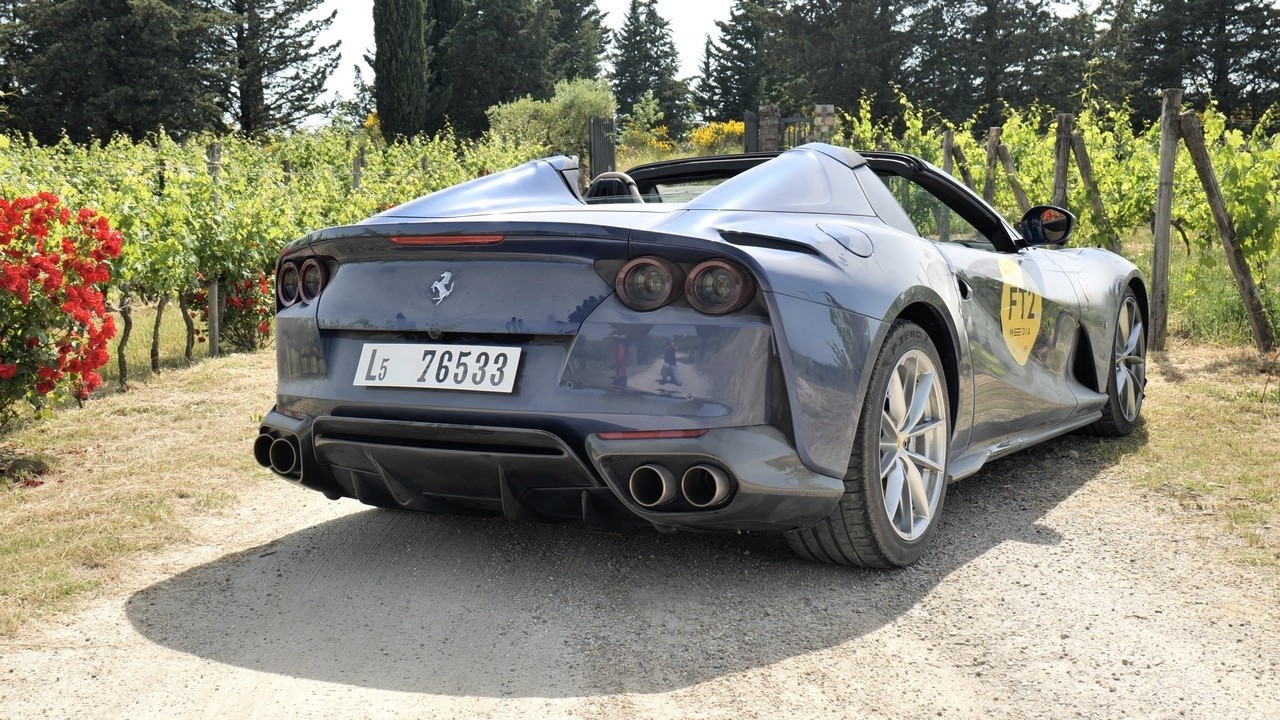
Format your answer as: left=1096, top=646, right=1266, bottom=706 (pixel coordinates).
left=0, top=193, right=121, bottom=425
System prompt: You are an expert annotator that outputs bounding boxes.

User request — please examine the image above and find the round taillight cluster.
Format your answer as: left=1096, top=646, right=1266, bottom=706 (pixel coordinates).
left=277, top=258, right=328, bottom=308
left=614, top=256, right=755, bottom=315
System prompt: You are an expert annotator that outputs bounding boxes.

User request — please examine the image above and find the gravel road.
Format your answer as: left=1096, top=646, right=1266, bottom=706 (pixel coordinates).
left=2, top=428, right=1278, bottom=719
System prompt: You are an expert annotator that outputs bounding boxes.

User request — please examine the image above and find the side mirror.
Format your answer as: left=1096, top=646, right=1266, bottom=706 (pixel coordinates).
left=1019, top=205, right=1076, bottom=247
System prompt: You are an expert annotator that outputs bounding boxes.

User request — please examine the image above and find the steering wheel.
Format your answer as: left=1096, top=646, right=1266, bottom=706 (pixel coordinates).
left=591, top=171, right=645, bottom=202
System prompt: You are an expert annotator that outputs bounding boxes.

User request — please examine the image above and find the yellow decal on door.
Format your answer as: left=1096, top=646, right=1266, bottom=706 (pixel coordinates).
left=998, top=258, right=1043, bottom=366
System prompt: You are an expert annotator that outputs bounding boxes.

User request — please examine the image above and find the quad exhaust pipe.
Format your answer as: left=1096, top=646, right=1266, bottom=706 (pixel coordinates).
left=680, top=465, right=732, bottom=508
left=626, top=462, right=733, bottom=509
left=628, top=464, right=678, bottom=507
left=255, top=432, right=301, bottom=478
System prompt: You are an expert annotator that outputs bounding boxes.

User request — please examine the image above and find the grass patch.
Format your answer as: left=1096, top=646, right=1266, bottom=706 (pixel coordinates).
left=1131, top=342, right=1280, bottom=566
left=0, top=350, right=275, bottom=635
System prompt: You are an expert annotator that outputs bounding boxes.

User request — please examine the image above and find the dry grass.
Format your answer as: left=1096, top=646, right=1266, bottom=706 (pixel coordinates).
left=1133, top=341, right=1280, bottom=566
left=0, top=349, right=275, bottom=635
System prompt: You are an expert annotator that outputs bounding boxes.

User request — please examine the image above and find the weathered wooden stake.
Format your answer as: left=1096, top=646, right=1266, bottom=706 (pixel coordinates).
left=1052, top=114, right=1073, bottom=208
left=996, top=144, right=1032, bottom=213
left=117, top=289, right=132, bottom=391
left=150, top=293, right=167, bottom=373
left=982, top=128, right=1000, bottom=203
left=1069, top=131, right=1123, bottom=254
left=1151, top=88, right=1182, bottom=351
left=1178, top=111, right=1276, bottom=353
left=352, top=152, right=363, bottom=191
left=282, top=158, right=292, bottom=185
left=949, top=142, right=976, bottom=191
left=205, top=142, right=223, bottom=357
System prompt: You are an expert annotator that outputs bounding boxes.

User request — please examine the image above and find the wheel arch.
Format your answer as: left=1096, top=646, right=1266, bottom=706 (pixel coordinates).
left=893, top=301, right=961, bottom=433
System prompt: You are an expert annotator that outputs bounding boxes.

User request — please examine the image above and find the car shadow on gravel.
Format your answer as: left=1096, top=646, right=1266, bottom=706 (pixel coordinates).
left=127, top=429, right=1143, bottom=698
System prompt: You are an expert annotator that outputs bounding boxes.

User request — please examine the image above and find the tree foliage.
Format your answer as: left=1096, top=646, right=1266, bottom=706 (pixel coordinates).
left=1, top=0, right=229, bottom=143
left=372, top=0, right=432, bottom=139
left=220, top=0, right=341, bottom=135
left=611, top=0, right=688, bottom=135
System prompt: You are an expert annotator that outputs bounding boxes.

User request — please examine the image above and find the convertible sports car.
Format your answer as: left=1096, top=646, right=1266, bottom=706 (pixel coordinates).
left=254, top=143, right=1147, bottom=567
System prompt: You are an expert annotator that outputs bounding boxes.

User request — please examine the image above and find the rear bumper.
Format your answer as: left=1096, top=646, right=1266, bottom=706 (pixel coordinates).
left=256, top=409, right=843, bottom=532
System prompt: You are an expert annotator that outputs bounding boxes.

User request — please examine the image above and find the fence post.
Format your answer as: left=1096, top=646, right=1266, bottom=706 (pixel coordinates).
left=1069, top=131, right=1123, bottom=254
left=1178, top=111, right=1276, bottom=353
left=1052, top=114, right=1074, bottom=208
left=950, top=142, right=976, bottom=192
left=996, top=144, right=1032, bottom=214
left=205, top=141, right=222, bottom=358
left=352, top=150, right=363, bottom=191
left=982, top=128, right=1000, bottom=203
left=1151, top=88, right=1182, bottom=351
left=758, top=105, right=781, bottom=152
left=282, top=158, right=292, bottom=185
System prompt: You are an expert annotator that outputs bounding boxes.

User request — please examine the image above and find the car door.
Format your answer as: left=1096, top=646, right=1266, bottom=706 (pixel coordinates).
left=867, top=157, right=1084, bottom=451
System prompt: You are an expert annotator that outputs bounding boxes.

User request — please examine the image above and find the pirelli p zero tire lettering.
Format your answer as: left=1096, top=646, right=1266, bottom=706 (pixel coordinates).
left=786, top=320, right=950, bottom=568
left=1087, top=287, right=1146, bottom=437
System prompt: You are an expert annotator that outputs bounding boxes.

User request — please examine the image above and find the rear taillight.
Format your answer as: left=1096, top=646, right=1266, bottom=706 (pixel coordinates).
left=277, top=262, right=300, bottom=307
left=685, top=260, right=755, bottom=315
left=299, top=258, right=328, bottom=303
left=278, top=257, right=328, bottom=308
left=616, top=256, right=684, bottom=311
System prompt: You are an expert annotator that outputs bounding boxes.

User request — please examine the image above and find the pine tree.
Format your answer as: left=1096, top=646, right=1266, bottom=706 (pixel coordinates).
left=611, top=0, right=688, bottom=135
left=692, top=36, right=722, bottom=122
left=547, top=0, right=607, bottom=81
left=1126, top=0, right=1280, bottom=125
left=706, top=0, right=765, bottom=122
left=372, top=0, right=431, bottom=139
left=221, top=0, right=340, bottom=135
left=1, top=0, right=230, bottom=143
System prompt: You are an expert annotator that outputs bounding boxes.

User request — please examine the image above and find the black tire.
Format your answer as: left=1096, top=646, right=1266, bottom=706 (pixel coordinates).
left=1087, top=288, right=1146, bottom=437
left=786, top=320, right=951, bottom=568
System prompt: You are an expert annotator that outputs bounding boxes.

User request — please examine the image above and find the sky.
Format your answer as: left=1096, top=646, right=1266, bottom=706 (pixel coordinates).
left=317, top=0, right=736, bottom=102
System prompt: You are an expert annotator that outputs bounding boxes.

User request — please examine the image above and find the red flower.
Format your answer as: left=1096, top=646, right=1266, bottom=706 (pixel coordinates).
left=0, top=363, right=17, bottom=380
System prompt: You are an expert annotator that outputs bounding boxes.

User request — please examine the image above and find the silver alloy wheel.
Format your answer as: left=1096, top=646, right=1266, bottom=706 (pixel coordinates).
left=1114, top=294, right=1146, bottom=422
left=877, top=349, right=948, bottom=542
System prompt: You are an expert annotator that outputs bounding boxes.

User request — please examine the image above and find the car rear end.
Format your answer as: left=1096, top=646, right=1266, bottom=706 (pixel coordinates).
left=253, top=213, right=844, bottom=532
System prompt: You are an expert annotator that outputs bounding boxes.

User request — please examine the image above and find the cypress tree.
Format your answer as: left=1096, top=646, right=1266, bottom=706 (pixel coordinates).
left=373, top=0, right=431, bottom=139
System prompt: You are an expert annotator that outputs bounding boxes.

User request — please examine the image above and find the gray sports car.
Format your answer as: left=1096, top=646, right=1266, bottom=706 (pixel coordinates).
left=254, top=143, right=1147, bottom=567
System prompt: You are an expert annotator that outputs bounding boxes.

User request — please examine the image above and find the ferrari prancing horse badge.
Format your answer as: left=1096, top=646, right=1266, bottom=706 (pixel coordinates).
left=998, top=258, right=1042, bottom=366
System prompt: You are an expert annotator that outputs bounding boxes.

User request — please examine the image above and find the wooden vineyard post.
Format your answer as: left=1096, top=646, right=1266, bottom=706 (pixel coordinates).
left=996, top=144, right=1032, bottom=214
left=982, top=128, right=1000, bottom=203
left=950, top=142, right=976, bottom=192
left=352, top=150, right=363, bottom=191
left=205, top=141, right=222, bottom=357
left=1178, top=111, right=1276, bottom=353
left=940, top=130, right=954, bottom=242
left=1151, top=88, right=1182, bottom=351
left=1052, top=114, right=1073, bottom=209
left=1069, top=131, right=1123, bottom=254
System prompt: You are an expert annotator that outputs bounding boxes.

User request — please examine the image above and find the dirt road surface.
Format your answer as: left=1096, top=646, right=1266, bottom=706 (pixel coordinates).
left=2, top=409, right=1279, bottom=718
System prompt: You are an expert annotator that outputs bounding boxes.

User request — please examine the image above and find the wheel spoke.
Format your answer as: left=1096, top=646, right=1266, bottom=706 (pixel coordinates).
left=904, top=458, right=931, bottom=524
left=905, top=449, right=944, bottom=474
left=879, top=447, right=898, bottom=479
left=905, top=417, right=945, bottom=439
left=905, top=371, right=935, bottom=431
left=1116, top=302, right=1131, bottom=350
left=883, top=459, right=906, bottom=521
left=1123, top=369, right=1139, bottom=415
left=885, top=370, right=907, bottom=431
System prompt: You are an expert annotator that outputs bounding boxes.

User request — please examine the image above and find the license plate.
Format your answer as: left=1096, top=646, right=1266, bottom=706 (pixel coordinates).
left=353, top=343, right=522, bottom=393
